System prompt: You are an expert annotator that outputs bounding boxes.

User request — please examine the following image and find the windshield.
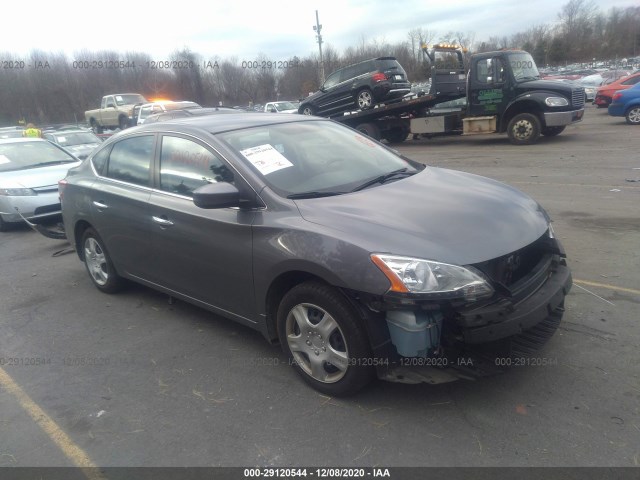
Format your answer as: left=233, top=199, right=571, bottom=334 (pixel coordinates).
left=274, top=102, right=296, bottom=111
left=53, top=132, right=100, bottom=146
left=115, top=94, right=147, bottom=106
left=508, top=53, right=540, bottom=81
left=0, top=141, right=77, bottom=172
left=217, top=120, right=423, bottom=197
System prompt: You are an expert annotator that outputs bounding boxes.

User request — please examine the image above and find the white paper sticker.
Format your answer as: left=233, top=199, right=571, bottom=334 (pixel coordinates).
left=115, top=95, right=123, bottom=102
left=240, top=144, right=293, bottom=175
left=57, top=136, right=67, bottom=143
left=0, top=155, right=10, bottom=164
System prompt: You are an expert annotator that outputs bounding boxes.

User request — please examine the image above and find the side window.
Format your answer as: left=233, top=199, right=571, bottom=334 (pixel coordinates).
left=496, top=58, right=506, bottom=83
left=622, top=76, right=640, bottom=86
left=323, top=71, right=341, bottom=89
left=357, top=61, right=373, bottom=76
left=106, top=136, right=153, bottom=186
left=91, top=146, right=111, bottom=176
left=340, top=65, right=357, bottom=82
left=159, top=136, right=234, bottom=197
left=476, top=59, right=493, bottom=83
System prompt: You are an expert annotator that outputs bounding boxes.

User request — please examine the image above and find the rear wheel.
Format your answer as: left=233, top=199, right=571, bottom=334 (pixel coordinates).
left=383, top=128, right=409, bottom=144
left=507, top=113, right=541, bottom=145
left=81, top=228, right=123, bottom=293
left=356, top=88, right=374, bottom=110
left=355, top=122, right=381, bottom=141
left=625, top=106, right=640, bottom=125
left=0, top=215, right=9, bottom=232
left=541, top=126, right=565, bottom=137
left=90, top=119, right=103, bottom=134
left=277, top=281, right=375, bottom=396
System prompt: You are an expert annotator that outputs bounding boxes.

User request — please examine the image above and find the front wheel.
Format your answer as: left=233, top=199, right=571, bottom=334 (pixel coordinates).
left=541, top=126, right=565, bottom=137
left=277, top=281, right=375, bottom=396
left=625, top=106, right=640, bottom=125
left=507, top=113, right=541, bottom=145
left=90, top=119, right=103, bottom=134
left=356, top=88, right=374, bottom=110
left=81, top=228, right=123, bottom=293
left=118, top=115, right=129, bottom=130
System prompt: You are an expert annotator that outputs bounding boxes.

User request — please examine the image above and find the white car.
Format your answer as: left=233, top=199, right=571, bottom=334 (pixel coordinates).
left=263, top=101, right=298, bottom=113
left=134, top=100, right=201, bottom=125
left=0, top=138, right=81, bottom=231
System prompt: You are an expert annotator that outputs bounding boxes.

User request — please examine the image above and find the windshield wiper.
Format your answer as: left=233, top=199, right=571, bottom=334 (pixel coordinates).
left=352, top=168, right=415, bottom=192
left=24, top=160, right=76, bottom=169
left=287, top=191, right=347, bottom=199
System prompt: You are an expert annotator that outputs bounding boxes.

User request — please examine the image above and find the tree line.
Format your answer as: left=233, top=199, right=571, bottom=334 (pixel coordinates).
left=0, top=0, right=637, bottom=126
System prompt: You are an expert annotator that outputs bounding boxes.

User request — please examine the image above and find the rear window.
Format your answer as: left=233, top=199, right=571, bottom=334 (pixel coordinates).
left=376, top=59, right=401, bottom=71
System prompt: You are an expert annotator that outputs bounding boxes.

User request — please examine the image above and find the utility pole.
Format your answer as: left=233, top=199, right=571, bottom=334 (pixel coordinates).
left=313, top=10, right=325, bottom=84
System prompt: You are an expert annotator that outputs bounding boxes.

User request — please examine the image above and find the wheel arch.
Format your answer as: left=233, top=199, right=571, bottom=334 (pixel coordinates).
left=73, top=220, right=93, bottom=260
left=500, top=99, right=543, bottom=132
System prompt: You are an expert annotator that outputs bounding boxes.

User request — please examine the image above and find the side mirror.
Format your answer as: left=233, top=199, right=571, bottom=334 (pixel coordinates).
left=193, top=182, right=240, bottom=209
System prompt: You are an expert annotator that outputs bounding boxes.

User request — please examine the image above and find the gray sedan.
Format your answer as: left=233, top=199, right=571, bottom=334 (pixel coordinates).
left=61, top=115, right=572, bottom=395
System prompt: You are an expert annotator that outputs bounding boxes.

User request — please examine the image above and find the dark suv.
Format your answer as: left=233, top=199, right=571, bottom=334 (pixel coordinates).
left=299, top=57, right=411, bottom=117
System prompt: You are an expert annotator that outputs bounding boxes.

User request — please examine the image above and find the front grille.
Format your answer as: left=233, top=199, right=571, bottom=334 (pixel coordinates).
left=572, top=88, right=585, bottom=108
left=473, top=233, right=550, bottom=288
left=510, top=302, right=564, bottom=357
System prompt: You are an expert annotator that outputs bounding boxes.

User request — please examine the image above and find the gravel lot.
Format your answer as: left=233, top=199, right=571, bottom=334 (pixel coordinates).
left=0, top=104, right=638, bottom=470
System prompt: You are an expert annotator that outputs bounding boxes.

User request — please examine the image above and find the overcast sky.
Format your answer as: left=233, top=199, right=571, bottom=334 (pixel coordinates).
left=2, top=0, right=637, bottom=61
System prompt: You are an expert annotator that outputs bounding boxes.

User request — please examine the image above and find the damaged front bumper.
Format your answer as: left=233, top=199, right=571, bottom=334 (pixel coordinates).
left=361, top=255, right=572, bottom=385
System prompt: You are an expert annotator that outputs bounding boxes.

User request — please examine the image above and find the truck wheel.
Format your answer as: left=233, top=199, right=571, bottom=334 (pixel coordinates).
left=383, top=128, right=408, bottom=144
left=356, top=88, right=374, bottom=110
left=118, top=116, right=129, bottom=130
left=90, top=119, right=103, bottom=134
left=625, top=106, right=640, bottom=125
left=541, top=126, right=565, bottom=137
left=299, top=105, right=315, bottom=116
left=507, top=113, right=541, bottom=145
left=355, top=123, right=381, bottom=140
left=277, top=281, right=375, bottom=396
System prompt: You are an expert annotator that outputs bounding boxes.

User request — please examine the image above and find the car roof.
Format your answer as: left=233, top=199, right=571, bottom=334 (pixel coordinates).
left=0, top=137, right=46, bottom=144
left=126, top=113, right=325, bottom=135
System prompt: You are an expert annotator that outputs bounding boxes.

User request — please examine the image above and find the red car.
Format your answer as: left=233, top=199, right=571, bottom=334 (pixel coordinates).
left=595, top=72, right=640, bottom=107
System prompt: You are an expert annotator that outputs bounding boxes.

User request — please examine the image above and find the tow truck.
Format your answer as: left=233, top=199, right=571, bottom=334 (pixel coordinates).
left=328, top=44, right=585, bottom=145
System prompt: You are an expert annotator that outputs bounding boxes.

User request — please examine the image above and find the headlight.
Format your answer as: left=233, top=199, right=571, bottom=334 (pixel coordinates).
left=0, top=188, right=37, bottom=196
left=545, top=96, right=569, bottom=107
left=371, top=254, right=494, bottom=300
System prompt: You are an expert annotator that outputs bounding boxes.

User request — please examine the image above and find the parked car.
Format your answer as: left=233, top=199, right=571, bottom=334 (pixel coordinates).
left=0, top=138, right=81, bottom=231
left=0, top=127, right=25, bottom=139
left=61, top=114, right=571, bottom=396
left=264, top=101, right=298, bottom=113
left=608, top=82, right=640, bottom=124
left=43, top=129, right=103, bottom=159
left=132, top=100, right=201, bottom=126
left=143, top=106, right=241, bottom=124
left=298, top=57, right=411, bottom=117
left=595, top=72, right=640, bottom=107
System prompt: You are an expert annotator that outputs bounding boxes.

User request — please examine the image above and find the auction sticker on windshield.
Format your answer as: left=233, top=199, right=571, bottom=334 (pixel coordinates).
left=0, top=155, right=11, bottom=164
left=240, top=144, right=293, bottom=175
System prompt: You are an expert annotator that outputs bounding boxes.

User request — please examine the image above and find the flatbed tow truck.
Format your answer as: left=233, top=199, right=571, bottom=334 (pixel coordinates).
left=329, top=44, right=585, bottom=145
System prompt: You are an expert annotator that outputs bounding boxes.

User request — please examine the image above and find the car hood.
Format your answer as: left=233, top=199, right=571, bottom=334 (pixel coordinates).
left=516, top=79, right=573, bottom=95
left=294, top=167, right=549, bottom=266
left=0, top=161, right=81, bottom=188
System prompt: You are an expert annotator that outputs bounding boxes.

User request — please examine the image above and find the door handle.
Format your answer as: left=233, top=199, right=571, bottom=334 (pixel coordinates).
left=93, top=201, right=108, bottom=209
left=152, top=215, right=174, bottom=227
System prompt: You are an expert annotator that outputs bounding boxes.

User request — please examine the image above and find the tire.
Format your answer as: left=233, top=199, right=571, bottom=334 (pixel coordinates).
left=0, top=215, right=9, bottom=232
left=541, top=126, right=565, bottom=137
left=355, top=122, right=381, bottom=140
left=299, top=105, right=315, bottom=116
left=507, top=113, right=541, bottom=145
left=277, top=281, right=375, bottom=396
left=355, top=88, right=374, bottom=110
left=383, top=128, right=409, bottom=144
left=90, top=119, right=103, bottom=134
left=81, top=227, right=123, bottom=293
left=625, top=106, right=640, bottom=125
left=118, top=115, right=129, bottom=130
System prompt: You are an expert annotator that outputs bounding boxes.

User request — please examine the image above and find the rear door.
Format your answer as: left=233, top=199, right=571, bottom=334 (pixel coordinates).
left=88, top=134, right=155, bottom=277
left=146, top=133, right=256, bottom=320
